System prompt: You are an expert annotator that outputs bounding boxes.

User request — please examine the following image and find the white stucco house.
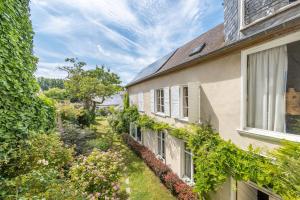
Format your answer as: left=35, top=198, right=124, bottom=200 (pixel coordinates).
left=126, top=1, right=300, bottom=200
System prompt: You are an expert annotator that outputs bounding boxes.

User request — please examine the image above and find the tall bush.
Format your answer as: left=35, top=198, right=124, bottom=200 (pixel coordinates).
left=44, top=87, right=68, bottom=101
left=0, top=0, right=55, bottom=164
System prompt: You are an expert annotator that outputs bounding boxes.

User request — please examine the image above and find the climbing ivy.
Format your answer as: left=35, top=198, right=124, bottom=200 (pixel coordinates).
left=0, top=0, right=56, bottom=165
left=111, top=105, right=300, bottom=199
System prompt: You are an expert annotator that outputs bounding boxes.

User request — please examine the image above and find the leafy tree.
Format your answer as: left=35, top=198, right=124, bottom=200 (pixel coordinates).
left=37, top=77, right=64, bottom=91
left=44, top=87, right=68, bottom=101
left=0, top=0, right=56, bottom=165
left=60, top=58, right=122, bottom=118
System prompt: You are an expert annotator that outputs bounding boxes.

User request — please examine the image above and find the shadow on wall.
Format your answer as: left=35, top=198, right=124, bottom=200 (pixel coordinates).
left=200, top=86, right=220, bottom=132
left=166, top=134, right=180, bottom=163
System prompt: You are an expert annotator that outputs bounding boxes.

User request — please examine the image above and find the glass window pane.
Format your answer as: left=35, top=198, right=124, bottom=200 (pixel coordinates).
left=137, top=127, right=142, bottom=142
left=182, top=87, right=189, bottom=117
left=158, top=137, right=161, bottom=155
left=183, top=87, right=188, bottom=96
left=185, top=152, right=191, bottom=178
left=286, top=41, right=300, bottom=135
left=247, top=45, right=287, bottom=133
left=183, top=108, right=188, bottom=118
left=162, top=140, right=165, bottom=158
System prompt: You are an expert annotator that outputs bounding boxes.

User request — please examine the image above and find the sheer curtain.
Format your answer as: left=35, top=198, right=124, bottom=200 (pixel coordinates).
left=247, top=45, right=288, bottom=133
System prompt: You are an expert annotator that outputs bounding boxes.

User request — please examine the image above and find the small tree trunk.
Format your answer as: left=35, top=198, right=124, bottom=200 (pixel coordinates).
left=92, top=101, right=96, bottom=115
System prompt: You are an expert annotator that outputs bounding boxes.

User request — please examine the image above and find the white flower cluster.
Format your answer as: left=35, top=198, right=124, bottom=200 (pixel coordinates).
left=37, top=159, right=49, bottom=166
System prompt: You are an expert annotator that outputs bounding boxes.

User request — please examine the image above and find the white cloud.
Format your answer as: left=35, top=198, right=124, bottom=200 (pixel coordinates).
left=30, top=0, right=224, bottom=84
left=35, top=62, right=67, bottom=79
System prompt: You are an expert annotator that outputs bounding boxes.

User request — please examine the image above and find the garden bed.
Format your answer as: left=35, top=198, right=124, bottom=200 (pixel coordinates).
left=122, top=133, right=198, bottom=200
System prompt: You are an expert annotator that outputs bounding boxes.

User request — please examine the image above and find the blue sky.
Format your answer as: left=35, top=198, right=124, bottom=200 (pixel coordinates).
left=30, top=0, right=224, bottom=84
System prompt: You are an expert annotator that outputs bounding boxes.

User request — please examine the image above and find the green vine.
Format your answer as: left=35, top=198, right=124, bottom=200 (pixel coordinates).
left=0, top=0, right=56, bottom=165
left=110, top=104, right=300, bottom=199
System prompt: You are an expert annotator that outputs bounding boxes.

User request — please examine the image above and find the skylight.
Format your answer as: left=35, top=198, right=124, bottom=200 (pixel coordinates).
left=189, top=43, right=206, bottom=56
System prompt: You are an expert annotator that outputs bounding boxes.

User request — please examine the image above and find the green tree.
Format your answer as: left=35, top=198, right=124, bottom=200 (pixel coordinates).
left=60, top=58, right=122, bottom=118
left=44, top=87, right=68, bottom=101
left=37, top=77, right=64, bottom=91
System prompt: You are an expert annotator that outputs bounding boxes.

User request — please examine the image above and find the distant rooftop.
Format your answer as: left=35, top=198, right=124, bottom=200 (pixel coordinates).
left=93, top=92, right=124, bottom=107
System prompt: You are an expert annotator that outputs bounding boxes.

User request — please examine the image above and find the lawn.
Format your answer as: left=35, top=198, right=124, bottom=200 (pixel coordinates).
left=93, top=118, right=176, bottom=200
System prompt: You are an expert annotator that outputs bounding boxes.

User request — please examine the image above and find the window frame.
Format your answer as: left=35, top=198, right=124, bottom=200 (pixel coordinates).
left=138, top=92, right=144, bottom=112
left=136, top=126, right=142, bottom=144
left=155, top=88, right=165, bottom=114
left=239, top=30, right=300, bottom=142
left=181, top=86, right=189, bottom=120
left=130, top=122, right=143, bottom=144
left=239, top=0, right=300, bottom=30
left=157, top=131, right=166, bottom=160
left=183, top=142, right=194, bottom=183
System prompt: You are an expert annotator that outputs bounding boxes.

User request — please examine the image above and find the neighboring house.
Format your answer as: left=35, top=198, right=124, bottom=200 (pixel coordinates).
left=93, top=92, right=124, bottom=110
left=126, top=1, right=300, bottom=200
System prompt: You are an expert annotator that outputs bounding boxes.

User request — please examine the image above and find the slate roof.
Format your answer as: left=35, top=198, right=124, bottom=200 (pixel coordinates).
left=159, top=24, right=225, bottom=73
left=127, top=17, right=300, bottom=87
left=129, top=50, right=176, bottom=84
left=127, top=24, right=225, bottom=86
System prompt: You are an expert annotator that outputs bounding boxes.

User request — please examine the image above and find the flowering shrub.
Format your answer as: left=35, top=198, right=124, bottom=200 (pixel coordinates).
left=2, top=133, right=74, bottom=178
left=69, top=149, right=124, bottom=199
left=174, top=182, right=198, bottom=200
left=123, top=134, right=170, bottom=178
left=0, top=134, right=76, bottom=199
left=163, top=172, right=182, bottom=193
left=122, top=134, right=197, bottom=199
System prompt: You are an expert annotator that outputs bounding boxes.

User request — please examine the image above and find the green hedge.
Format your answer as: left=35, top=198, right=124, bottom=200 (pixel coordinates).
left=0, top=0, right=56, bottom=164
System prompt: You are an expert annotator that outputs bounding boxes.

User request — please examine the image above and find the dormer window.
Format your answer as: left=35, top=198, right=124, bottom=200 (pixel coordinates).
left=189, top=43, right=206, bottom=57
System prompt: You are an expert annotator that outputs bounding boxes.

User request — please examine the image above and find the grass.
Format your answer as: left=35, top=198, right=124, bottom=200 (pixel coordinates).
left=92, top=117, right=176, bottom=200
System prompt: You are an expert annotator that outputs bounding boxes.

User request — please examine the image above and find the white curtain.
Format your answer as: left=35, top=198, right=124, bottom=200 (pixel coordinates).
left=247, top=45, right=288, bottom=132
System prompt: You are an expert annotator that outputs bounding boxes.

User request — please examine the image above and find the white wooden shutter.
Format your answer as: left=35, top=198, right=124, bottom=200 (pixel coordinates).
left=129, top=122, right=133, bottom=136
left=171, top=86, right=180, bottom=118
left=150, top=89, right=155, bottom=113
left=129, top=95, right=132, bottom=106
left=188, top=82, right=200, bottom=123
left=164, top=87, right=170, bottom=116
left=138, top=92, right=144, bottom=111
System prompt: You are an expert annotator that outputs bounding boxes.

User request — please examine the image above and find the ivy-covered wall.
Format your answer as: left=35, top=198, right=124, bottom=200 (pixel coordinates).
left=109, top=105, right=300, bottom=200
left=0, top=0, right=55, bottom=164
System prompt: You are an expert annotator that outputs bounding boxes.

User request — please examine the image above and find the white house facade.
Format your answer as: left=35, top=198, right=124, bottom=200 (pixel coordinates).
left=127, top=1, right=300, bottom=199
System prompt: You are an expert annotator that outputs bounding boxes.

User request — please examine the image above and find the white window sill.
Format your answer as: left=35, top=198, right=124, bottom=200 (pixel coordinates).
left=154, top=112, right=167, bottom=118
left=238, top=128, right=300, bottom=143
left=182, top=176, right=195, bottom=187
left=175, top=117, right=189, bottom=123
left=156, top=154, right=166, bottom=163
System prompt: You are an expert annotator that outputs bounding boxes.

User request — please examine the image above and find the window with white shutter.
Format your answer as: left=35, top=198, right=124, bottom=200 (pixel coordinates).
left=156, top=89, right=165, bottom=113
left=188, top=82, right=200, bottom=123
left=171, top=86, right=180, bottom=118
left=150, top=89, right=155, bottom=113
left=182, top=86, right=189, bottom=118
left=138, top=92, right=144, bottom=112
left=164, top=87, right=170, bottom=116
